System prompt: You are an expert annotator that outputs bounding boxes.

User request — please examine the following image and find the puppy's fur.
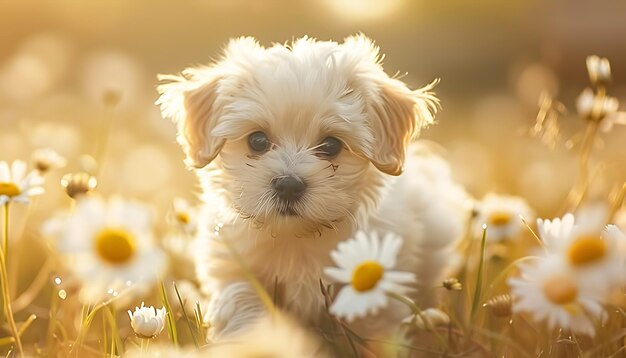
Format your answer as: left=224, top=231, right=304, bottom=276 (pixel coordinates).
left=157, top=35, right=468, bottom=339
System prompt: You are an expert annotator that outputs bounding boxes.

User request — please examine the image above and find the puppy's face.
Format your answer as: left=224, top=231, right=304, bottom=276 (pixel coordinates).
left=158, top=35, right=438, bottom=231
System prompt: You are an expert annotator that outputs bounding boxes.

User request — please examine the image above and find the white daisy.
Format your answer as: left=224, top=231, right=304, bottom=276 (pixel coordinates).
left=31, top=148, right=66, bottom=173
left=128, top=302, right=167, bottom=338
left=169, top=197, right=198, bottom=233
left=324, top=230, right=416, bottom=322
left=0, top=160, right=44, bottom=205
left=44, top=195, right=167, bottom=304
left=474, top=193, right=533, bottom=242
left=569, top=224, right=624, bottom=289
left=508, top=256, right=605, bottom=336
left=537, top=213, right=622, bottom=291
left=536, top=213, right=576, bottom=252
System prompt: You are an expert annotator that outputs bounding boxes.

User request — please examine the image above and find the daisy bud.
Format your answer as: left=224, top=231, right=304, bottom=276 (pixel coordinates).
left=128, top=303, right=167, bottom=339
left=484, top=294, right=512, bottom=318
left=442, top=278, right=462, bottom=291
left=586, top=55, right=611, bottom=86
left=61, top=172, right=97, bottom=199
left=403, top=308, right=450, bottom=330
left=32, top=148, right=67, bottom=174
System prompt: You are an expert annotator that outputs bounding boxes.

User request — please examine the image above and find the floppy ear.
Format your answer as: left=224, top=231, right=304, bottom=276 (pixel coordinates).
left=366, top=78, right=439, bottom=175
left=340, top=34, right=440, bottom=176
left=156, top=70, right=225, bottom=169
left=156, top=37, right=265, bottom=169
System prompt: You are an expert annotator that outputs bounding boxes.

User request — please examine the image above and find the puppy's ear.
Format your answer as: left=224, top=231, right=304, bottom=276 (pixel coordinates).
left=156, top=70, right=225, bottom=169
left=341, top=35, right=440, bottom=176
left=367, top=79, right=439, bottom=175
left=157, top=37, right=265, bottom=169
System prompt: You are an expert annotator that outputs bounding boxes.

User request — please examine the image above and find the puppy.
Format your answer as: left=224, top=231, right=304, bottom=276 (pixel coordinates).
left=157, top=35, right=469, bottom=339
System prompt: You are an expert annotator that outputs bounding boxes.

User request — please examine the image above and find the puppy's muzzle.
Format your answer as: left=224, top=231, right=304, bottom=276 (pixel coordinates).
left=271, top=175, right=307, bottom=202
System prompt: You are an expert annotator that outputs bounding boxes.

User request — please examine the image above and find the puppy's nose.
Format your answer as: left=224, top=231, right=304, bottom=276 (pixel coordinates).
left=271, top=175, right=307, bottom=201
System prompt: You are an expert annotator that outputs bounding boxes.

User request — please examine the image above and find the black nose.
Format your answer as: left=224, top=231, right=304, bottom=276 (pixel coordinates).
left=271, top=175, right=307, bottom=201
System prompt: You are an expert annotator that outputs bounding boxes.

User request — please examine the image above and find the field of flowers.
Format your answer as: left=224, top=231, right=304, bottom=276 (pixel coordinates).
left=2, top=1, right=626, bottom=357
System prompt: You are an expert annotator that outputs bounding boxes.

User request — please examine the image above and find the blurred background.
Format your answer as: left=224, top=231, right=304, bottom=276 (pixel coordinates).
left=1, top=0, right=626, bottom=221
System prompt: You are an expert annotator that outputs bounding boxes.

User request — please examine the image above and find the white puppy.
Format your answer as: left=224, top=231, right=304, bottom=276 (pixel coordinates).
left=157, top=35, right=469, bottom=339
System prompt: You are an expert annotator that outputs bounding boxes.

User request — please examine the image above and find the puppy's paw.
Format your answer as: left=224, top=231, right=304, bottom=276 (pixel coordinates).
left=207, top=282, right=266, bottom=340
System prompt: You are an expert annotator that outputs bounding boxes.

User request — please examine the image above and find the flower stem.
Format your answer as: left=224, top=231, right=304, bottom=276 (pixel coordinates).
left=0, top=204, right=23, bottom=357
left=387, top=291, right=420, bottom=315
left=565, top=86, right=606, bottom=212
left=140, top=338, right=146, bottom=358
left=3, top=203, right=8, bottom=260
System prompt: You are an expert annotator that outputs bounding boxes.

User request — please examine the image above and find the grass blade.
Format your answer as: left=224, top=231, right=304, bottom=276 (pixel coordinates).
left=173, top=282, right=200, bottom=348
left=159, top=281, right=179, bottom=346
left=470, top=225, right=488, bottom=323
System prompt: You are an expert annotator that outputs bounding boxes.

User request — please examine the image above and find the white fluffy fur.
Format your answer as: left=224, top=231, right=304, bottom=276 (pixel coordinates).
left=157, top=35, right=469, bottom=339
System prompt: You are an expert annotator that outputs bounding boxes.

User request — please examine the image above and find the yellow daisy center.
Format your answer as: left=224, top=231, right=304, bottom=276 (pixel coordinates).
left=0, top=182, right=20, bottom=197
left=488, top=212, right=512, bottom=226
left=351, top=261, right=384, bottom=292
left=542, top=275, right=578, bottom=305
left=95, top=228, right=136, bottom=264
left=176, top=212, right=190, bottom=224
left=567, top=235, right=607, bottom=266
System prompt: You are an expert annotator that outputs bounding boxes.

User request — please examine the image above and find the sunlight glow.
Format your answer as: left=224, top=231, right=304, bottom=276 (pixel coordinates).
left=323, top=0, right=406, bottom=21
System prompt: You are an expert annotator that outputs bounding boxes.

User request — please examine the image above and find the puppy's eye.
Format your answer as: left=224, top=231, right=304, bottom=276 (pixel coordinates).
left=248, top=131, right=270, bottom=153
left=319, top=137, right=343, bottom=158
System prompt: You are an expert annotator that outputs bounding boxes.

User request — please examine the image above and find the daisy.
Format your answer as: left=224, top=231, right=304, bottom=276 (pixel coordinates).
left=537, top=213, right=623, bottom=291
left=60, top=172, right=97, bottom=199
left=169, top=197, right=198, bottom=233
left=474, top=193, right=533, bottom=242
left=508, top=256, right=605, bottom=336
left=568, top=224, right=624, bottom=289
left=31, top=148, right=66, bottom=174
left=536, top=213, right=576, bottom=252
left=43, top=195, right=166, bottom=304
left=0, top=160, right=44, bottom=205
left=324, top=230, right=416, bottom=322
